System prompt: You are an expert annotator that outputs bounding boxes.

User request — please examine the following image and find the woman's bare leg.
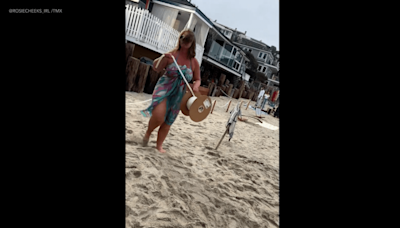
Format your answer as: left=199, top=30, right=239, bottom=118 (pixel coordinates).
left=156, top=122, right=171, bottom=153
left=143, top=99, right=167, bottom=145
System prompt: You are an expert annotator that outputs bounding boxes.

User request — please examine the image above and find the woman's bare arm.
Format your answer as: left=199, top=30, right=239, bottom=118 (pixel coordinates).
left=152, top=53, right=173, bottom=72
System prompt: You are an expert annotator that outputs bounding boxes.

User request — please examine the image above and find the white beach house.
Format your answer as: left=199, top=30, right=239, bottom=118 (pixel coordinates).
left=125, top=0, right=247, bottom=86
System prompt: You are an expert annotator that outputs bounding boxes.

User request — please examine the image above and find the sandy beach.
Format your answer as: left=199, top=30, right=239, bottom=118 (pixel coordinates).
left=125, top=91, right=279, bottom=228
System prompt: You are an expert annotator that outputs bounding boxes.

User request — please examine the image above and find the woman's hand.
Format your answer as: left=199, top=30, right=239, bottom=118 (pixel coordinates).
left=164, top=53, right=173, bottom=60
left=193, top=85, right=200, bottom=92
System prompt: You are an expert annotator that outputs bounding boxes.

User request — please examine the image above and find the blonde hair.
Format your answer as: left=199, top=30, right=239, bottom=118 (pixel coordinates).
left=169, top=29, right=196, bottom=59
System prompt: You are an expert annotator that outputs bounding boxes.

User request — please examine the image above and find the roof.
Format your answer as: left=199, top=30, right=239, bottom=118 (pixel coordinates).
left=213, top=21, right=237, bottom=32
left=237, top=35, right=271, bottom=51
left=159, top=0, right=196, bottom=7
left=154, top=0, right=244, bottom=54
left=154, top=0, right=214, bottom=27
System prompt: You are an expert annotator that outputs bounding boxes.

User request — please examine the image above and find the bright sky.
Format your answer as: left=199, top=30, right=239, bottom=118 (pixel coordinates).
left=190, top=0, right=279, bottom=50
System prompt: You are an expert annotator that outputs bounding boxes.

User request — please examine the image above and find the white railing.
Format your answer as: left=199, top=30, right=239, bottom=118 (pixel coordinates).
left=125, top=4, right=180, bottom=53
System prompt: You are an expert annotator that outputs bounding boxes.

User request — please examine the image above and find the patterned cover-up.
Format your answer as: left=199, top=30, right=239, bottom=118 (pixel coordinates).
left=141, top=60, right=193, bottom=126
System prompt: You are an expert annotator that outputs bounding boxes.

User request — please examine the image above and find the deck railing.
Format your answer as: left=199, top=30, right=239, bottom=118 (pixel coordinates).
left=125, top=4, right=180, bottom=53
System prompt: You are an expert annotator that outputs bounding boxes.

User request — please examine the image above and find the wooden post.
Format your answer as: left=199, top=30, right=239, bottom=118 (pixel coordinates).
left=211, top=100, right=216, bottom=114
left=125, top=43, right=135, bottom=65
left=208, top=82, right=215, bottom=96
left=227, top=84, right=233, bottom=97
left=134, top=63, right=150, bottom=93
left=238, top=80, right=245, bottom=99
left=248, top=91, right=254, bottom=100
left=126, top=57, right=140, bottom=91
left=219, top=74, right=226, bottom=87
left=233, top=89, right=240, bottom=99
left=215, top=86, right=221, bottom=97
left=202, top=70, right=210, bottom=85
left=224, top=85, right=230, bottom=94
left=239, top=101, right=243, bottom=108
left=229, top=88, right=235, bottom=97
left=238, top=88, right=245, bottom=99
left=145, top=68, right=164, bottom=94
left=226, top=100, right=232, bottom=112
left=224, top=79, right=230, bottom=87
left=221, top=85, right=227, bottom=95
left=211, top=85, right=218, bottom=97
left=246, top=100, right=251, bottom=110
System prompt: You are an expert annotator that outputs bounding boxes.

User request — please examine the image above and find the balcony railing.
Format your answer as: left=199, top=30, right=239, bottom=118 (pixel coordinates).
left=125, top=4, right=205, bottom=65
left=208, top=41, right=236, bottom=68
left=125, top=4, right=180, bottom=53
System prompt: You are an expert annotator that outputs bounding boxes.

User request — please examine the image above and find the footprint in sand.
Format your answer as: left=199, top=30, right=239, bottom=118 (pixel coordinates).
left=236, top=154, right=247, bottom=159
left=186, top=151, right=194, bottom=156
left=160, top=175, right=173, bottom=189
left=125, top=140, right=138, bottom=146
left=206, top=151, right=220, bottom=158
left=126, top=170, right=142, bottom=180
left=125, top=205, right=136, bottom=218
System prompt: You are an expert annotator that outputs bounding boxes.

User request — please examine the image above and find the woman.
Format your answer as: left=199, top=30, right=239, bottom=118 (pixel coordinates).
left=261, top=91, right=270, bottom=110
left=255, top=87, right=265, bottom=117
left=140, top=30, right=201, bottom=153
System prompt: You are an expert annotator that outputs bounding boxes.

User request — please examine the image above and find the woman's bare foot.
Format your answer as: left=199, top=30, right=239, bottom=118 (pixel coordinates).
left=142, top=132, right=150, bottom=147
left=156, top=146, right=166, bottom=153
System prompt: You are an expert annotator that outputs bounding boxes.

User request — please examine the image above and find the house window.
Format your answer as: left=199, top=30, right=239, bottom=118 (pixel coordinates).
left=263, top=53, right=267, bottom=59
left=258, top=66, right=262, bottom=71
left=248, top=49, right=252, bottom=53
left=262, top=66, right=266, bottom=73
left=235, top=53, right=242, bottom=62
left=233, top=62, right=240, bottom=70
left=258, top=52, right=263, bottom=58
left=265, top=53, right=270, bottom=64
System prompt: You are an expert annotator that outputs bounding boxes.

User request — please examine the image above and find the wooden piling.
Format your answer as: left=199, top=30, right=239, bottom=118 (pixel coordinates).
left=233, top=89, right=240, bottom=99
left=219, top=74, right=226, bottom=87
left=247, top=91, right=254, bottom=100
left=145, top=68, right=164, bottom=94
left=126, top=57, right=140, bottom=91
left=208, top=82, right=215, bottom=96
left=133, top=62, right=150, bottom=93
left=125, top=43, right=135, bottom=65
left=212, top=85, right=218, bottom=97
left=226, top=100, right=232, bottom=112
left=238, top=80, right=245, bottom=99
left=227, top=84, right=233, bottom=97
left=215, top=86, right=221, bottom=97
